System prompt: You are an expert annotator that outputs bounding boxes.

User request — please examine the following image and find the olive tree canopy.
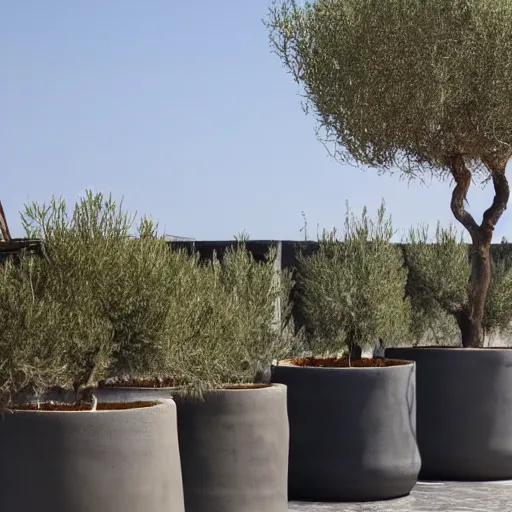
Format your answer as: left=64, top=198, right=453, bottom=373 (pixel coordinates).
left=268, top=0, right=512, bottom=173
left=267, top=0, right=512, bottom=347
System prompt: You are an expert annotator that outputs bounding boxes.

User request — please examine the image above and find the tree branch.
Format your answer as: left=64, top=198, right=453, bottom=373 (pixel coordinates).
left=0, top=201, right=11, bottom=242
left=438, top=297, right=464, bottom=317
left=449, top=155, right=479, bottom=239
left=481, top=154, right=510, bottom=240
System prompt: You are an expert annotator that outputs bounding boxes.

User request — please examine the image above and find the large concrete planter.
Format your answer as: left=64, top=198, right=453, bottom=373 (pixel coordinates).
left=272, top=360, right=420, bottom=502
left=385, top=347, right=512, bottom=480
left=0, top=400, right=185, bottom=512
left=174, top=384, right=289, bottom=512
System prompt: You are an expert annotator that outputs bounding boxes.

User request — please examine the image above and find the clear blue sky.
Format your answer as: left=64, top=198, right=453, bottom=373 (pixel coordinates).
left=1, top=1, right=508, bottom=241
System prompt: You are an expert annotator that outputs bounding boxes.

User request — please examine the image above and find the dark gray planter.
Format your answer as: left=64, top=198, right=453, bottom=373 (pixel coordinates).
left=174, top=384, right=289, bottom=512
left=272, top=361, right=420, bottom=502
left=385, top=347, right=512, bottom=480
left=0, top=400, right=185, bottom=512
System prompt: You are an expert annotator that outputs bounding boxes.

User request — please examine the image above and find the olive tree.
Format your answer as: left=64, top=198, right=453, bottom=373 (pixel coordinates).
left=175, top=243, right=296, bottom=396
left=296, top=203, right=411, bottom=360
left=267, top=0, right=512, bottom=347
left=0, top=237, right=115, bottom=407
left=18, top=192, right=192, bottom=400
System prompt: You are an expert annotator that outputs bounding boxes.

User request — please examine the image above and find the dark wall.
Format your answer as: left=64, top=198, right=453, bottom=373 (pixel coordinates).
left=169, top=240, right=277, bottom=264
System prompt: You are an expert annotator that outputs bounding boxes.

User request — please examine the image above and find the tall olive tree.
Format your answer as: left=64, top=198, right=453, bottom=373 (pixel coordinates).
left=267, top=0, right=512, bottom=347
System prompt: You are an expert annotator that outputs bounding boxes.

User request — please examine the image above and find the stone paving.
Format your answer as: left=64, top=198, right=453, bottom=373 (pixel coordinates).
left=288, top=480, right=512, bottom=511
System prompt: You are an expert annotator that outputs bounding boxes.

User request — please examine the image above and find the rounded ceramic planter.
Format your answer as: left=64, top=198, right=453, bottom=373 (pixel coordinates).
left=272, top=360, right=421, bottom=502
left=385, top=347, right=512, bottom=480
left=0, top=400, right=185, bottom=512
left=174, top=384, right=289, bottom=512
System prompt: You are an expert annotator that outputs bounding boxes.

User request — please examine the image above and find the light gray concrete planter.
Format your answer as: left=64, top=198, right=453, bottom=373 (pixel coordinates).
left=272, top=360, right=421, bottom=502
left=0, top=400, right=185, bottom=512
left=385, top=347, right=512, bottom=480
left=174, top=384, right=289, bottom=512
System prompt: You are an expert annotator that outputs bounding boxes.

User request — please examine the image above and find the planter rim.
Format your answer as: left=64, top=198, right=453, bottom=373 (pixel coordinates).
left=276, top=358, right=414, bottom=370
left=7, top=400, right=166, bottom=415
left=214, top=383, right=285, bottom=392
left=176, top=383, right=285, bottom=395
left=388, top=346, right=512, bottom=352
left=99, top=385, right=177, bottom=391
left=103, top=383, right=284, bottom=393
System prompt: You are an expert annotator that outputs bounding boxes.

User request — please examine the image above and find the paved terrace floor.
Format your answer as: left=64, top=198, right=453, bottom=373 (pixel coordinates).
left=288, top=480, right=512, bottom=511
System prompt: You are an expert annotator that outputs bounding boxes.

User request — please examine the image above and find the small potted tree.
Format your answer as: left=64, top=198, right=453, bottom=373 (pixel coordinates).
left=272, top=203, right=420, bottom=502
left=0, top=193, right=185, bottom=512
left=95, top=238, right=296, bottom=512
left=171, top=244, right=295, bottom=512
left=387, top=224, right=512, bottom=480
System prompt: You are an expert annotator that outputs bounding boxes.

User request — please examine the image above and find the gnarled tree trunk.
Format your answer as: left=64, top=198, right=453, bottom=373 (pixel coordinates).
left=450, top=154, right=510, bottom=348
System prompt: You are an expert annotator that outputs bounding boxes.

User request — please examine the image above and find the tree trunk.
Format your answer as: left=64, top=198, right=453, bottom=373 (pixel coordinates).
left=465, top=236, right=492, bottom=347
left=449, top=154, right=510, bottom=348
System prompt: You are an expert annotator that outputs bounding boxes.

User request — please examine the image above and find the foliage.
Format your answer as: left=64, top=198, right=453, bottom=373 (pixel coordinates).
left=0, top=250, right=114, bottom=406
left=219, top=245, right=296, bottom=381
left=403, top=224, right=467, bottom=346
left=176, top=243, right=297, bottom=396
left=296, top=202, right=411, bottom=357
left=21, top=192, right=188, bottom=385
left=266, top=0, right=512, bottom=175
left=404, top=224, right=512, bottom=344
left=484, top=250, right=512, bottom=337
left=0, top=191, right=201, bottom=405
left=0, top=192, right=299, bottom=402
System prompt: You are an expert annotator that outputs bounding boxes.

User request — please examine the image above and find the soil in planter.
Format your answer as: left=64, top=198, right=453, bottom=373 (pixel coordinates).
left=290, top=357, right=411, bottom=368
left=100, top=377, right=185, bottom=388
left=10, top=401, right=158, bottom=412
